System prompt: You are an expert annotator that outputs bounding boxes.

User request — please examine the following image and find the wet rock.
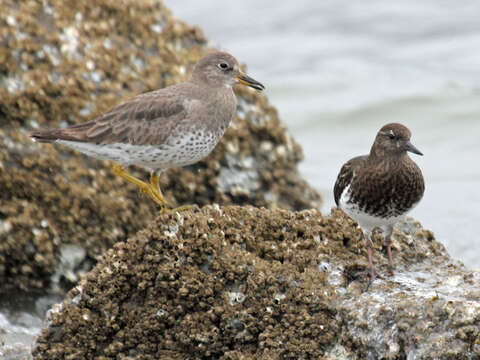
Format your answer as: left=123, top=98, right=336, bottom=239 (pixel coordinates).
left=0, top=0, right=321, bottom=291
left=0, top=290, right=63, bottom=360
left=32, top=206, right=480, bottom=359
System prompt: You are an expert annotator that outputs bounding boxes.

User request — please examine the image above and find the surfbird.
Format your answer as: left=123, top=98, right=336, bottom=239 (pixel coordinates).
left=334, top=123, right=425, bottom=281
left=31, top=51, right=264, bottom=212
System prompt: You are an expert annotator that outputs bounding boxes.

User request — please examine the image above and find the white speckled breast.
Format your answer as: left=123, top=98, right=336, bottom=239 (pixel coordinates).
left=57, top=127, right=222, bottom=173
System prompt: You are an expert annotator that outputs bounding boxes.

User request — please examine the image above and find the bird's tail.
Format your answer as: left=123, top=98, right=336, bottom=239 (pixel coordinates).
left=30, top=129, right=63, bottom=143
left=30, top=121, right=95, bottom=143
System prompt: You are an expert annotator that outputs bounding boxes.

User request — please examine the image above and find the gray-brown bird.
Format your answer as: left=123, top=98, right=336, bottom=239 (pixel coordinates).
left=334, top=123, right=425, bottom=282
left=31, top=51, right=264, bottom=212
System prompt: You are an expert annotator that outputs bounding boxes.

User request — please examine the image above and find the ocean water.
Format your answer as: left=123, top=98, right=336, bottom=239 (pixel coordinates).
left=166, top=0, right=480, bottom=269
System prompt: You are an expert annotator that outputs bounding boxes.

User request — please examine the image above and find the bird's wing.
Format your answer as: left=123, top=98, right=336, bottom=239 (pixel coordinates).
left=31, top=86, right=192, bottom=146
left=333, top=155, right=367, bottom=206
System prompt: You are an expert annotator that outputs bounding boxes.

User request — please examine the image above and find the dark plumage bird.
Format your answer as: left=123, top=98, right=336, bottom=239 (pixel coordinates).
left=31, top=51, right=264, bottom=212
left=334, top=123, right=425, bottom=281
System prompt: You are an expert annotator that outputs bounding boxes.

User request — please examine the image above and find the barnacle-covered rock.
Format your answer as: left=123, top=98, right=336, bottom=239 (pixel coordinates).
left=0, top=0, right=320, bottom=291
left=33, top=206, right=480, bottom=359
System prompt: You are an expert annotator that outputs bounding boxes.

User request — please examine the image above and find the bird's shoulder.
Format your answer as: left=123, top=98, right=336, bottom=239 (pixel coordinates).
left=334, top=155, right=368, bottom=206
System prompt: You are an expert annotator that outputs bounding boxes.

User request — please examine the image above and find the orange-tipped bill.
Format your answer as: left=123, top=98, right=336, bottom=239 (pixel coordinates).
left=235, top=73, right=265, bottom=91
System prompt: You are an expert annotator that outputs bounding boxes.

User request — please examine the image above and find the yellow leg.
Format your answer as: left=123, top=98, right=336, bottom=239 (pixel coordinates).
left=170, top=204, right=196, bottom=213
left=114, top=165, right=195, bottom=214
left=150, top=173, right=162, bottom=195
left=113, top=165, right=168, bottom=209
left=150, top=172, right=196, bottom=213
left=150, top=172, right=178, bottom=213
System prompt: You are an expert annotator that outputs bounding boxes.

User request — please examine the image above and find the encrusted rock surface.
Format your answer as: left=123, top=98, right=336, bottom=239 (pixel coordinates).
left=0, top=0, right=320, bottom=291
left=33, top=206, right=480, bottom=359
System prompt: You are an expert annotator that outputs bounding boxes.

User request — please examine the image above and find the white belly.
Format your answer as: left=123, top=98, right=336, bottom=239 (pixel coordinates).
left=339, top=184, right=406, bottom=232
left=342, top=202, right=405, bottom=232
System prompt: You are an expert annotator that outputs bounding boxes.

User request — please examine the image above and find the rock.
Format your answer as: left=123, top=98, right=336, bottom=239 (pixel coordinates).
left=32, top=206, right=480, bottom=359
left=0, top=0, right=320, bottom=291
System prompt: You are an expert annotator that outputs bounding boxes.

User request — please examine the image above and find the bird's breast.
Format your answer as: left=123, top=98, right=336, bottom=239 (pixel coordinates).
left=348, top=161, right=424, bottom=218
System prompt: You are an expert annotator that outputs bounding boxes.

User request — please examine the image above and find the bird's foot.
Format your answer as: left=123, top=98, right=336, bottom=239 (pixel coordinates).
left=364, top=266, right=385, bottom=291
left=134, top=182, right=169, bottom=208
left=387, top=264, right=395, bottom=276
left=160, top=204, right=198, bottom=214
left=113, top=165, right=169, bottom=208
left=145, top=187, right=170, bottom=208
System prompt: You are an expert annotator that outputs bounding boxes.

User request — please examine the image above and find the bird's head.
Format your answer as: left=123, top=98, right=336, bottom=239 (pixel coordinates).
left=371, top=123, right=423, bottom=158
left=191, top=51, right=264, bottom=91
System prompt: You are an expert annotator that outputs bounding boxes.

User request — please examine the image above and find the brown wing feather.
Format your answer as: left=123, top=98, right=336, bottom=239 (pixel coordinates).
left=31, top=88, right=187, bottom=145
left=333, top=155, right=367, bottom=206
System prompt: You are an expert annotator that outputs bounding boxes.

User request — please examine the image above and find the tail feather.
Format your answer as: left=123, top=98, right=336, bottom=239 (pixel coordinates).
left=30, top=121, right=95, bottom=143
left=30, top=129, right=61, bottom=143
left=30, top=128, right=79, bottom=143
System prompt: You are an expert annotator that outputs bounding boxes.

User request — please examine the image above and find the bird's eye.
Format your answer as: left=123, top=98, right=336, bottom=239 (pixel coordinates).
left=387, top=133, right=395, bottom=140
left=218, top=62, right=229, bottom=70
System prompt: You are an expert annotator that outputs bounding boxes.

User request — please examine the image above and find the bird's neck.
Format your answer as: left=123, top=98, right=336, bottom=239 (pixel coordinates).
left=368, top=148, right=408, bottom=164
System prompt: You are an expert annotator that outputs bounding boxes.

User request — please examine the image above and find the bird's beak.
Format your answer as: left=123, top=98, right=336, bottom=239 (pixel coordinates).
left=404, top=141, right=423, bottom=156
left=234, top=72, right=265, bottom=91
